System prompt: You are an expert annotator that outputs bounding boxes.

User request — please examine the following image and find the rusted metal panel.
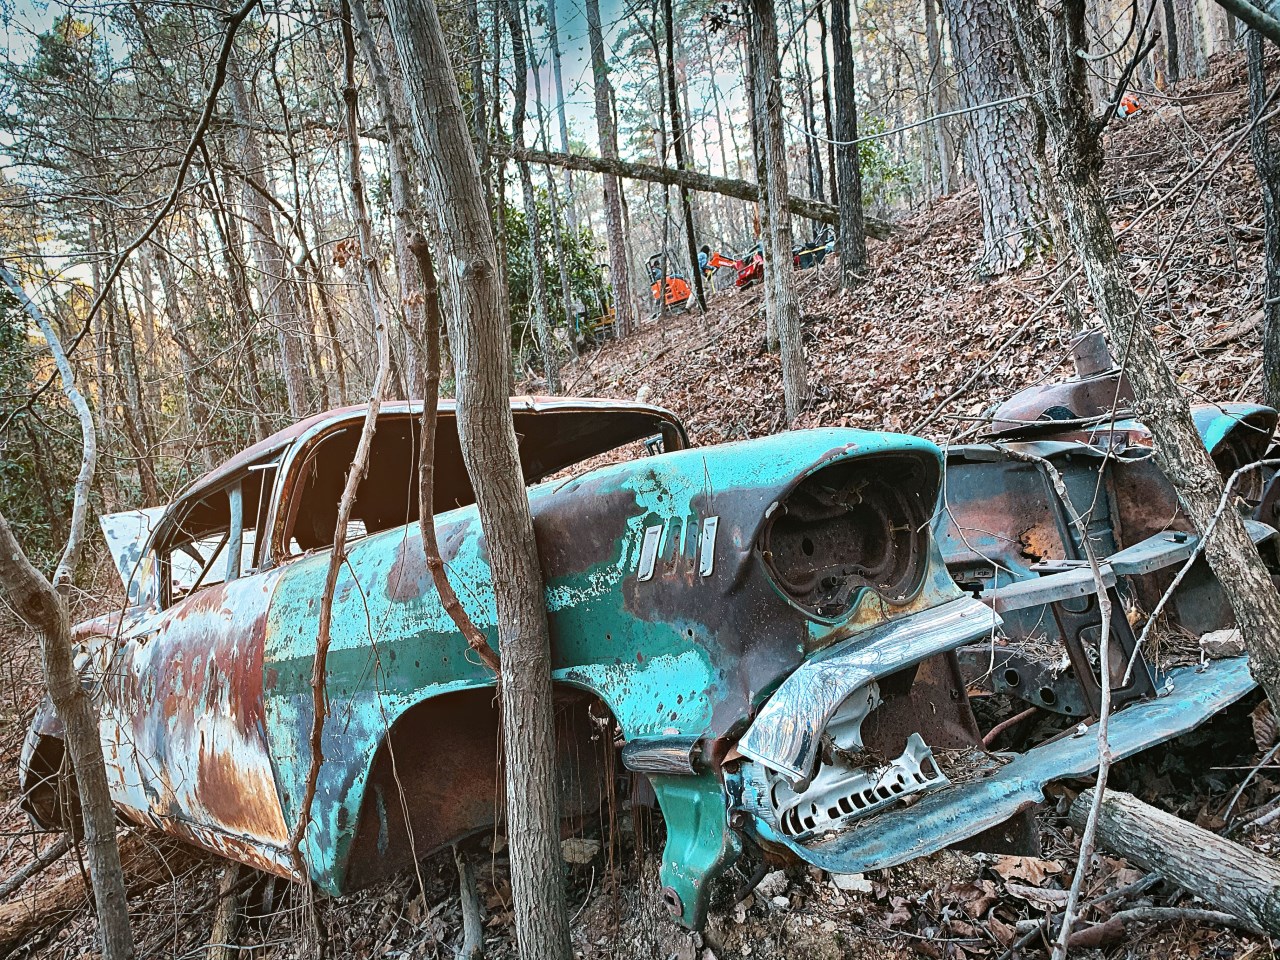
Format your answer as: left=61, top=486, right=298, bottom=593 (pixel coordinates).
left=94, top=569, right=296, bottom=879
left=258, top=427, right=955, bottom=895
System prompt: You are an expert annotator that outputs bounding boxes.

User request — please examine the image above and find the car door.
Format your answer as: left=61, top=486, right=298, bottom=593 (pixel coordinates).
left=96, top=464, right=299, bottom=879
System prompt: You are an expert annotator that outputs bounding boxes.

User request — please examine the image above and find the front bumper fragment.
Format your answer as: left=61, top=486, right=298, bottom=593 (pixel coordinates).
left=736, top=596, right=1000, bottom=786
left=744, top=655, right=1256, bottom=874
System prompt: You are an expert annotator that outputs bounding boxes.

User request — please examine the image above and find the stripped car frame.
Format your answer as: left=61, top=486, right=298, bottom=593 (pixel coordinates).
left=19, top=367, right=1277, bottom=929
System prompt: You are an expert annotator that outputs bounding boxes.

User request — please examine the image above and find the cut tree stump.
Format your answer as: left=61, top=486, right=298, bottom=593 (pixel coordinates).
left=1069, top=787, right=1280, bottom=936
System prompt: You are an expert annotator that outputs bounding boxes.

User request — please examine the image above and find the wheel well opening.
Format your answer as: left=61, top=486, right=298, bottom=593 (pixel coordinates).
left=343, top=684, right=619, bottom=891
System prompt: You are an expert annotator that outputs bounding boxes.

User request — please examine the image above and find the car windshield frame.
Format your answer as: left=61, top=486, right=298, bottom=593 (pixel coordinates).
left=254, top=400, right=688, bottom=568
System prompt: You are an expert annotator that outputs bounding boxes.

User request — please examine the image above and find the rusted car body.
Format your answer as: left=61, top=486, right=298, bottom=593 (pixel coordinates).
left=19, top=372, right=1276, bottom=930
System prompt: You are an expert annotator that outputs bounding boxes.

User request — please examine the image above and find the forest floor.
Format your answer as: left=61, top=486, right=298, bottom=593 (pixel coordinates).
left=2, top=52, right=1279, bottom=960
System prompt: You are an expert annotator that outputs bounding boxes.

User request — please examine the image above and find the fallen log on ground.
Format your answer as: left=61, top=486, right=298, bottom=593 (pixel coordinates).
left=0, top=834, right=70, bottom=901
left=0, top=832, right=193, bottom=951
left=1069, top=787, right=1280, bottom=936
left=498, top=145, right=894, bottom=240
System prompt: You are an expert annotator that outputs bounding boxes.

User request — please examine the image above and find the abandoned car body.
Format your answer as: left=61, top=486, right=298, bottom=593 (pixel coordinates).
left=18, top=387, right=1276, bottom=929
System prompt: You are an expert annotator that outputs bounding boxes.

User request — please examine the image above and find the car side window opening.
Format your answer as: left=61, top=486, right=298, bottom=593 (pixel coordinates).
left=279, top=409, right=687, bottom=558
left=155, top=460, right=276, bottom=608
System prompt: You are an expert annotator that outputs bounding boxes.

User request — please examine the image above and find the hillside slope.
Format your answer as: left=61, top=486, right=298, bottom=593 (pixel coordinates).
left=556, top=56, right=1265, bottom=449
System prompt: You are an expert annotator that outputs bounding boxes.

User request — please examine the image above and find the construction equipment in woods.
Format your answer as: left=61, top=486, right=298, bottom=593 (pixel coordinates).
left=793, top=236, right=831, bottom=269
left=575, top=262, right=618, bottom=343
left=735, top=244, right=764, bottom=287
left=647, top=253, right=692, bottom=309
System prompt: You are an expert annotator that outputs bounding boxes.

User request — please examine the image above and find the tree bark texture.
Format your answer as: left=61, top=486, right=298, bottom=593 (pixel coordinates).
left=1248, top=30, right=1280, bottom=409
left=923, top=0, right=954, bottom=194
left=351, top=0, right=426, bottom=392
left=383, top=0, right=572, bottom=956
left=946, top=0, right=1050, bottom=273
left=153, top=247, right=216, bottom=471
left=207, top=863, right=243, bottom=960
left=1215, top=0, right=1280, bottom=47
left=205, top=176, right=271, bottom=441
left=585, top=0, right=637, bottom=336
left=524, top=1, right=579, bottom=355
left=1068, top=788, right=1280, bottom=935
left=410, top=237, right=502, bottom=672
left=746, top=40, right=777, bottom=349
left=830, top=0, right=868, bottom=282
left=1010, top=0, right=1280, bottom=712
left=816, top=0, right=839, bottom=204
left=546, top=0, right=577, bottom=233
left=750, top=0, right=810, bottom=423
left=505, top=0, right=562, bottom=390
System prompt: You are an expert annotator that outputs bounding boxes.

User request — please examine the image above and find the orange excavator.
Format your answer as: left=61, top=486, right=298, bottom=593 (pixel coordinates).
left=647, top=253, right=692, bottom=309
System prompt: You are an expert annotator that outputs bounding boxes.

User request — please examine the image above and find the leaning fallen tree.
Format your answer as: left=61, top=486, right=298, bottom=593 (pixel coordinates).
left=497, top=144, right=894, bottom=240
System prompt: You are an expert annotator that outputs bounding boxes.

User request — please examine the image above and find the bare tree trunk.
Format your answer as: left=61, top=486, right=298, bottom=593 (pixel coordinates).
left=0, top=266, right=134, bottom=960
left=102, top=281, right=159, bottom=506
left=225, top=64, right=311, bottom=418
left=663, top=0, right=706, bottom=311
left=546, top=0, right=577, bottom=233
left=1009, top=0, right=1280, bottom=711
left=1248, top=29, right=1280, bottom=408
left=467, top=0, right=491, bottom=209
left=786, top=0, right=824, bottom=205
left=816, top=0, right=839, bottom=205
left=1163, top=0, right=1183, bottom=83
left=410, top=238, right=502, bottom=672
left=383, top=0, right=573, bottom=956
left=947, top=0, right=1051, bottom=273
left=489, top=3, right=513, bottom=324
left=1214, top=0, right=1280, bottom=47
left=923, top=0, right=954, bottom=195
left=1068, top=788, right=1280, bottom=936
left=525, top=1, right=579, bottom=353
left=153, top=246, right=216, bottom=471
left=746, top=26, right=777, bottom=348
left=204, top=174, right=270, bottom=440
left=831, top=0, right=869, bottom=282
left=351, top=0, right=425, bottom=390
left=585, top=0, right=637, bottom=336
left=207, top=863, right=243, bottom=960
left=750, top=0, right=810, bottom=422
left=504, top=0, right=561, bottom=391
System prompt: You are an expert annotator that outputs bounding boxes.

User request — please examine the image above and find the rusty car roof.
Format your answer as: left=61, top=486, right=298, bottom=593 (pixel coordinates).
left=173, top=396, right=688, bottom=507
